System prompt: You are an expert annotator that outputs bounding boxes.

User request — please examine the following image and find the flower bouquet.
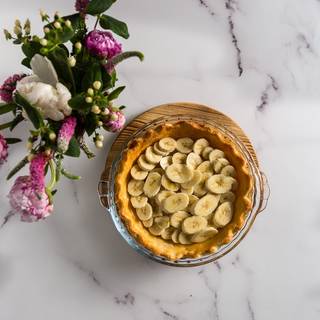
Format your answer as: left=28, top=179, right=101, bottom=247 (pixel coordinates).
left=0, top=0, right=143, bottom=222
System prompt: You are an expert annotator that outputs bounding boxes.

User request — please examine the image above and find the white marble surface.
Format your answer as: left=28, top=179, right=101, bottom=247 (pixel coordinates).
left=1, top=0, right=320, bottom=319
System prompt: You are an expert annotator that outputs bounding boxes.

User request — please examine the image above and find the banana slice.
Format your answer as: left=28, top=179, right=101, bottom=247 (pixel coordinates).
left=212, top=202, right=233, bottom=227
left=171, top=229, right=180, bottom=243
left=130, top=164, right=148, bottom=180
left=205, top=174, right=234, bottom=194
left=187, top=194, right=199, bottom=211
left=158, top=137, right=177, bottom=153
left=181, top=216, right=208, bottom=235
left=153, top=142, right=169, bottom=156
left=153, top=207, right=163, bottom=217
left=213, top=158, right=229, bottom=173
left=166, top=164, right=193, bottom=183
left=170, top=211, right=190, bottom=228
left=155, top=190, right=175, bottom=206
left=136, top=203, right=153, bottom=221
left=202, top=146, right=214, bottom=160
left=151, top=167, right=165, bottom=175
left=127, top=179, right=144, bottom=196
left=181, top=170, right=202, bottom=188
left=143, top=172, right=161, bottom=197
left=162, top=193, right=189, bottom=213
left=209, top=149, right=225, bottom=162
left=142, top=218, right=153, bottom=228
left=149, top=224, right=163, bottom=236
left=181, top=186, right=194, bottom=195
left=130, top=196, right=148, bottom=208
left=172, top=152, right=187, bottom=164
left=161, top=226, right=175, bottom=240
left=154, top=216, right=170, bottom=229
left=178, top=232, right=192, bottom=244
left=161, top=174, right=179, bottom=192
left=193, top=138, right=209, bottom=155
left=145, top=146, right=162, bottom=164
left=186, top=152, right=202, bottom=169
left=160, top=156, right=172, bottom=170
left=221, top=165, right=236, bottom=177
left=220, top=191, right=236, bottom=203
left=137, top=155, right=156, bottom=171
left=197, top=161, right=214, bottom=175
left=191, top=227, right=218, bottom=243
left=176, top=138, right=194, bottom=154
left=193, top=173, right=210, bottom=197
left=191, top=194, right=220, bottom=216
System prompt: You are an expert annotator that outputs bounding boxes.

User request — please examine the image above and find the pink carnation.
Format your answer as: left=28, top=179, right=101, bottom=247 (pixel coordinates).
left=0, top=133, right=8, bottom=165
left=30, top=153, right=48, bottom=191
left=85, top=30, right=122, bottom=59
left=0, top=74, right=26, bottom=103
left=103, top=108, right=126, bottom=133
left=75, top=0, right=89, bottom=15
left=8, top=176, right=53, bottom=222
left=57, top=116, right=77, bottom=153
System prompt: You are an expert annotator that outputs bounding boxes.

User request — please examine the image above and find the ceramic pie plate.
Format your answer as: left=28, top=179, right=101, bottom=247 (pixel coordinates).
left=98, top=102, right=269, bottom=266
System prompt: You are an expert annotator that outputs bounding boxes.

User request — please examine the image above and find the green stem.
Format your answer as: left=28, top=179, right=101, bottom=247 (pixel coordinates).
left=105, top=51, right=144, bottom=71
left=94, top=14, right=101, bottom=29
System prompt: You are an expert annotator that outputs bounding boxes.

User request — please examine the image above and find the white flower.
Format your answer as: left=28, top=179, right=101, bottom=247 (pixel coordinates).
left=16, top=54, right=72, bottom=121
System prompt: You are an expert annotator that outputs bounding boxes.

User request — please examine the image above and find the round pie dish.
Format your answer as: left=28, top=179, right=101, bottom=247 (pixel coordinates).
left=98, top=112, right=269, bottom=267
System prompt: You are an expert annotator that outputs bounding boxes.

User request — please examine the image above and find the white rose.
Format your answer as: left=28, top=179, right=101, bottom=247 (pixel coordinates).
left=16, top=54, right=72, bottom=121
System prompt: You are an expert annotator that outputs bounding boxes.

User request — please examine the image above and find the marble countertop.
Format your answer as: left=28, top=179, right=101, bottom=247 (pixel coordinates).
left=1, top=0, right=320, bottom=319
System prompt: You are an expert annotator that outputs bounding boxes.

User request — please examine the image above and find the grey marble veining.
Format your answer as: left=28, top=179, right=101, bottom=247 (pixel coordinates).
left=0, top=0, right=320, bottom=319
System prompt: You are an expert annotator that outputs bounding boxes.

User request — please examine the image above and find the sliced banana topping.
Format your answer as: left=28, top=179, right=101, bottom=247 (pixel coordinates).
left=172, top=152, right=187, bottom=164
left=130, top=195, right=148, bottom=208
left=221, top=165, right=236, bottom=177
left=136, top=203, right=153, bottom=221
left=170, top=211, right=190, bottom=228
left=191, top=227, right=218, bottom=243
left=161, top=174, right=179, bottom=191
left=145, top=146, right=162, bottom=164
left=143, top=172, right=161, bottom=197
left=206, top=174, right=234, bottom=194
left=153, top=142, right=169, bottom=156
left=209, top=149, right=225, bottom=162
left=138, top=155, right=156, bottom=171
left=212, top=202, right=233, bottom=227
left=162, top=193, right=189, bottom=213
left=160, top=156, right=172, bottom=170
left=127, top=136, right=239, bottom=245
left=176, top=138, right=194, bottom=153
left=202, top=146, right=214, bottom=159
left=193, top=138, right=209, bottom=155
left=130, top=164, right=148, bottom=180
left=128, top=179, right=144, bottom=196
left=191, top=194, right=220, bottom=216
left=182, top=216, right=208, bottom=235
left=159, top=137, right=177, bottom=152
left=166, top=164, right=193, bottom=184
left=213, top=158, right=229, bottom=173
left=186, top=152, right=202, bottom=169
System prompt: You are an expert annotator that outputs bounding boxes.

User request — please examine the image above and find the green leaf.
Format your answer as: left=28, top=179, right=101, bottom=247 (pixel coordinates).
left=5, top=138, right=22, bottom=144
left=87, top=0, right=116, bottom=15
left=84, top=113, right=98, bottom=136
left=68, top=94, right=89, bottom=110
left=105, top=51, right=144, bottom=71
left=10, top=114, right=25, bottom=131
left=0, top=103, right=16, bottom=115
left=0, top=121, right=13, bottom=130
left=65, top=136, right=81, bottom=157
left=48, top=47, right=76, bottom=93
left=108, top=86, right=125, bottom=101
left=22, top=41, right=41, bottom=59
left=81, top=62, right=102, bottom=91
left=61, top=168, right=81, bottom=180
left=61, top=13, right=81, bottom=30
left=14, top=93, right=44, bottom=129
left=7, top=156, right=29, bottom=180
left=56, top=26, right=75, bottom=43
left=100, top=15, right=129, bottom=39
left=21, top=57, right=31, bottom=68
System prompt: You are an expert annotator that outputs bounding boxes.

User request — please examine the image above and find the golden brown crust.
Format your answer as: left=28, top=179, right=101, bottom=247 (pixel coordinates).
left=115, top=121, right=254, bottom=261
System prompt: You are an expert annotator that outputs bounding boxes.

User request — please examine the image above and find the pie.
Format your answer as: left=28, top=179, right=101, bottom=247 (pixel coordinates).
left=115, top=120, right=254, bottom=260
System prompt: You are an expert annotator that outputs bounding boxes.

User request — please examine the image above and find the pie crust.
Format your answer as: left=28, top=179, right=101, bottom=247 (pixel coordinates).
left=115, top=121, right=254, bottom=260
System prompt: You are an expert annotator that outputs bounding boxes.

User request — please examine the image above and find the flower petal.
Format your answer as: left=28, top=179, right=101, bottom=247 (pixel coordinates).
left=30, top=54, right=58, bottom=87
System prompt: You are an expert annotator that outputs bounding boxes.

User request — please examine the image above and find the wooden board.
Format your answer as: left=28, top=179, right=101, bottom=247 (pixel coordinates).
left=99, top=102, right=259, bottom=207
